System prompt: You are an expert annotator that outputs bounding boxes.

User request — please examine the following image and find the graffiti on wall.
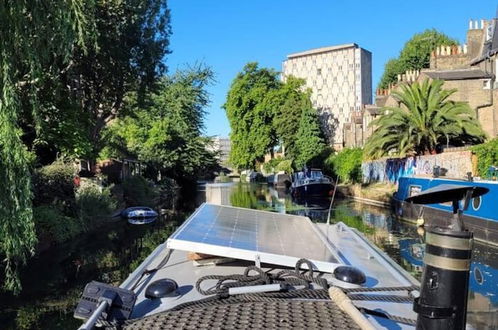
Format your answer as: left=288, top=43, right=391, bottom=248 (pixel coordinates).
left=362, top=151, right=473, bottom=183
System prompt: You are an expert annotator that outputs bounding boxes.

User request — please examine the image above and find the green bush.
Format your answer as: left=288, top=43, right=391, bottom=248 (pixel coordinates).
left=32, top=160, right=77, bottom=212
left=157, top=177, right=180, bottom=209
left=122, top=175, right=158, bottom=207
left=76, top=181, right=117, bottom=223
left=262, top=157, right=284, bottom=174
left=472, top=139, right=498, bottom=177
left=275, top=159, right=293, bottom=174
left=325, top=148, right=363, bottom=183
left=33, top=206, right=82, bottom=243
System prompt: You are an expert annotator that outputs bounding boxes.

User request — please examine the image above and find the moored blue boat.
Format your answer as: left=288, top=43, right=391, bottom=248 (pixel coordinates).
left=394, top=177, right=498, bottom=245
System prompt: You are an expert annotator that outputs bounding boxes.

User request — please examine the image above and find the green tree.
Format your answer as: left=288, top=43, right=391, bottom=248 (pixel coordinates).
left=62, top=0, right=171, bottom=159
left=294, top=107, right=327, bottom=168
left=263, top=76, right=312, bottom=159
left=472, top=138, right=498, bottom=177
left=325, top=148, right=363, bottom=183
left=102, top=66, right=218, bottom=182
left=224, top=63, right=281, bottom=169
left=378, top=29, right=458, bottom=89
left=365, top=79, right=485, bottom=159
left=0, top=1, right=91, bottom=292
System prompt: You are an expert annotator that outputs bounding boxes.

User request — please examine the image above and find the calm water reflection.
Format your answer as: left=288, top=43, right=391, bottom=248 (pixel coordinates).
left=200, top=182, right=498, bottom=329
left=1, top=182, right=496, bottom=329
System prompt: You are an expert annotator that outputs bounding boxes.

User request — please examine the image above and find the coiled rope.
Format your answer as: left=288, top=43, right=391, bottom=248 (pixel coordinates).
left=195, top=258, right=329, bottom=295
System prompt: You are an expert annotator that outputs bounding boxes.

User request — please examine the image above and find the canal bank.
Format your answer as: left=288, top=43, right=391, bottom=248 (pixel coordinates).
left=336, top=182, right=396, bottom=207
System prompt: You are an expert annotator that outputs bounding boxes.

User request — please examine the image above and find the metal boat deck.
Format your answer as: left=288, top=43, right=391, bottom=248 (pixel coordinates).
left=112, top=203, right=419, bottom=329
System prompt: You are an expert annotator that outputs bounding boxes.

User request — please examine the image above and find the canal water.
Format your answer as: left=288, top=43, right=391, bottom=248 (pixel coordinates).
left=1, top=182, right=497, bottom=329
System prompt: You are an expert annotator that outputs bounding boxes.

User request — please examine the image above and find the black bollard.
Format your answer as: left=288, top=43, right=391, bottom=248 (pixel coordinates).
left=414, top=228, right=473, bottom=329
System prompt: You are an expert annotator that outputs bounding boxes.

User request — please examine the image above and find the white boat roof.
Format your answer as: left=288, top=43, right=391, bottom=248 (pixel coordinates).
left=117, top=205, right=419, bottom=329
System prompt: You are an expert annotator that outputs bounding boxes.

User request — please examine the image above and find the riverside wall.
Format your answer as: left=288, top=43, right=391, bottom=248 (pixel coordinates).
left=362, top=150, right=474, bottom=184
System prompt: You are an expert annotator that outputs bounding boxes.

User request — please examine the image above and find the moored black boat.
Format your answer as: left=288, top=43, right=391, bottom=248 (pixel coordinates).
left=291, top=168, right=333, bottom=198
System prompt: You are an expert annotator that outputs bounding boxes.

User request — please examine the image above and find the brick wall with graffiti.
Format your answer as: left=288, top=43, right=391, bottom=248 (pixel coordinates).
left=362, top=150, right=473, bottom=183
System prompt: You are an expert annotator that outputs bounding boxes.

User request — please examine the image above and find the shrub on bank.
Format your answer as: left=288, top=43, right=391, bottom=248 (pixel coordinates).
left=472, top=138, right=498, bottom=177
left=326, top=148, right=363, bottom=183
left=33, top=206, right=82, bottom=244
left=157, top=177, right=180, bottom=210
left=275, top=159, right=293, bottom=174
left=76, top=180, right=117, bottom=224
left=262, top=157, right=284, bottom=174
left=122, top=175, right=158, bottom=207
left=32, top=160, right=77, bottom=213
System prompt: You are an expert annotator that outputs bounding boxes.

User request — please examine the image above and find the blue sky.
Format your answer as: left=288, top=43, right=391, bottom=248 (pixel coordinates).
left=167, top=0, right=497, bottom=137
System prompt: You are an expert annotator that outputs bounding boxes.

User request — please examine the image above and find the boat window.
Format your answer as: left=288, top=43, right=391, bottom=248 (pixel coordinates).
left=474, top=266, right=484, bottom=285
left=472, top=196, right=482, bottom=211
left=310, top=171, right=323, bottom=179
left=408, top=185, right=421, bottom=197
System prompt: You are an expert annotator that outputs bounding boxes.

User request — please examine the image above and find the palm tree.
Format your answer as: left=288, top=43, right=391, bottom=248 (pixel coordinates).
left=364, top=79, right=485, bottom=159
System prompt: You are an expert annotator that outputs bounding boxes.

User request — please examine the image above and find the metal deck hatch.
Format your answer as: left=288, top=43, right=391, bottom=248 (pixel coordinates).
left=167, top=203, right=343, bottom=272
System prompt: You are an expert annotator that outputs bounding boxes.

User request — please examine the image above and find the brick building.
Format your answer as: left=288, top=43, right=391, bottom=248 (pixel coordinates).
left=369, top=17, right=498, bottom=142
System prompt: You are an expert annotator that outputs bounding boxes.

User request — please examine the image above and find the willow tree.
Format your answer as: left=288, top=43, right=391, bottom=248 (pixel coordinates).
left=0, top=1, right=91, bottom=292
left=364, top=79, right=485, bottom=159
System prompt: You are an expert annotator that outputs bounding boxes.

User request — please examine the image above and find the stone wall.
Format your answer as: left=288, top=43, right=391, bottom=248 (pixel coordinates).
left=362, top=150, right=474, bottom=184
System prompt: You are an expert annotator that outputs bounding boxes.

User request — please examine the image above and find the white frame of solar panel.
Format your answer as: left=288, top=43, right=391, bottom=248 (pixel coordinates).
left=167, top=203, right=344, bottom=273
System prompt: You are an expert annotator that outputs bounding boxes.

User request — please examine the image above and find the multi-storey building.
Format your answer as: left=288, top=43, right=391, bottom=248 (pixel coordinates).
left=210, top=136, right=231, bottom=167
left=282, top=43, right=372, bottom=149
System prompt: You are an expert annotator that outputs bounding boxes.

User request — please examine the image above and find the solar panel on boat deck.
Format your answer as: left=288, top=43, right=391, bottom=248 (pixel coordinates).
left=167, top=203, right=340, bottom=271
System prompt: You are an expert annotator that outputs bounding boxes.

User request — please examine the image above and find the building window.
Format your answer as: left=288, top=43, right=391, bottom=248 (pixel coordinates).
left=483, top=79, right=491, bottom=90
left=338, top=65, right=342, bottom=70
left=317, top=68, right=322, bottom=75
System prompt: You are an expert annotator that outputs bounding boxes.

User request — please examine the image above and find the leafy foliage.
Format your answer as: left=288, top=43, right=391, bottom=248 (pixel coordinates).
left=76, top=181, right=117, bottom=223
left=365, top=80, right=485, bottom=159
left=294, top=108, right=327, bottom=168
left=325, top=148, right=363, bottom=183
left=224, top=63, right=281, bottom=169
left=264, top=76, right=312, bottom=159
left=103, top=67, right=218, bottom=182
left=32, top=160, right=77, bottom=212
left=33, top=206, right=82, bottom=244
left=472, top=139, right=498, bottom=177
left=66, top=0, right=171, bottom=157
left=276, top=160, right=294, bottom=174
left=122, top=176, right=158, bottom=207
left=0, top=0, right=92, bottom=293
left=378, top=29, right=457, bottom=89
left=262, top=157, right=285, bottom=173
